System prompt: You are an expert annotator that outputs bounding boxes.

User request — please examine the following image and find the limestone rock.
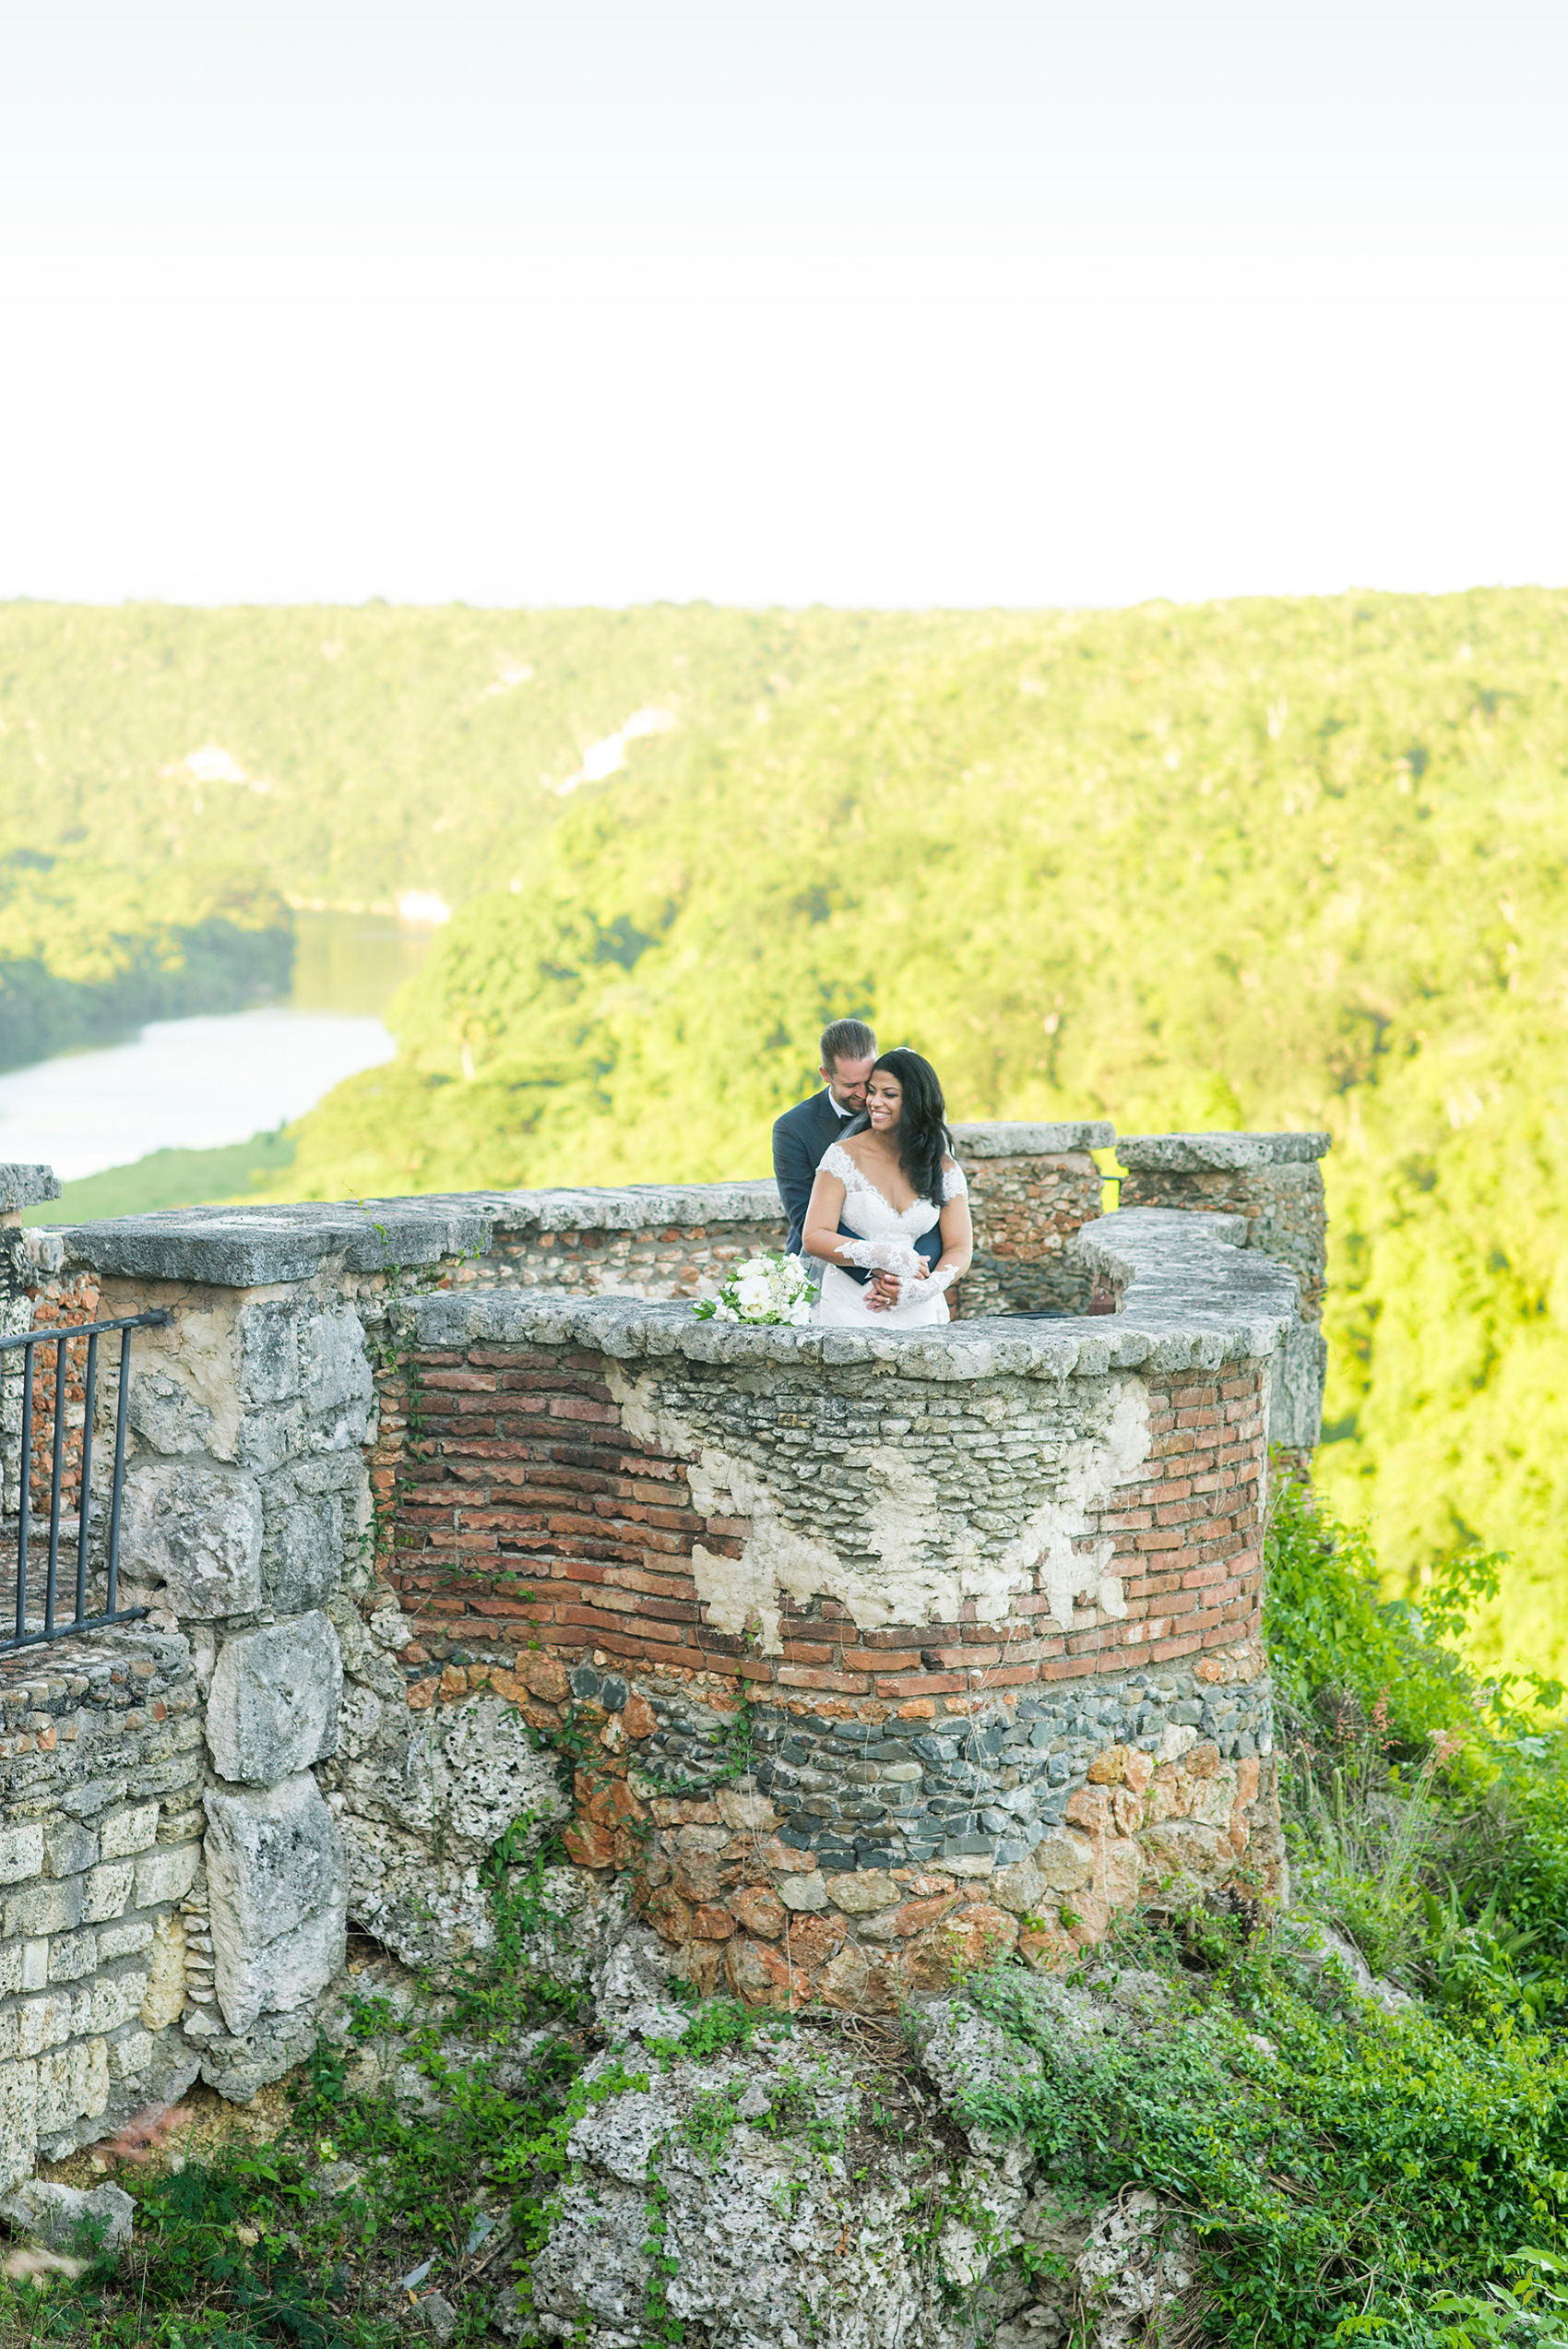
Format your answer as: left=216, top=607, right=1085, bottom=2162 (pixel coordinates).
left=139, top=1914, right=186, bottom=2028
left=327, top=1695, right=565, bottom=1971
left=119, top=1462, right=263, bottom=1619
left=1292, top=1919, right=1415, bottom=2015
left=126, top=1374, right=216, bottom=1458
left=532, top=2027, right=1029, bottom=2349
left=0, top=2064, right=36, bottom=2194
left=198, top=2005, right=324, bottom=2103
left=204, top=1773, right=347, bottom=2034
left=0, top=2178, right=135, bottom=2253
left=206, top=1614, right=342, bottom=1783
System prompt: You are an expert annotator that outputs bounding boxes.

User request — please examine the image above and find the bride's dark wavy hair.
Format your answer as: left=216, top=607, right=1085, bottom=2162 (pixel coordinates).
left=872, top=1048, right=951, bottom=1205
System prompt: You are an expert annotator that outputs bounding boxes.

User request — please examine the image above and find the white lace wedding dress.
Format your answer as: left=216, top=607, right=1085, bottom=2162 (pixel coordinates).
left=813, top=1143, right=967, bottom=1329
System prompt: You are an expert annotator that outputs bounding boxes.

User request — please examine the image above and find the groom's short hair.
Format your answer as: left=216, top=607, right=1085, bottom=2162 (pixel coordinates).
left=820, top=1018, right=876, bottom=1070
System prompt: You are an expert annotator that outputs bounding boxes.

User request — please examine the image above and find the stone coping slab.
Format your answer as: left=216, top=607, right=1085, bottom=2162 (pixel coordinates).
left=949, top=1120, right=1113, bottom=1157
left=1115, top=1130, right=1331, bottom=1171
left=487, top=1179, right=782, bottom=1233
left=411, top=1208, right=1298, bottom=1378
left=54, top=1197, right=502, bottom=1288
left=0, top=1163, right=62, bottom=1211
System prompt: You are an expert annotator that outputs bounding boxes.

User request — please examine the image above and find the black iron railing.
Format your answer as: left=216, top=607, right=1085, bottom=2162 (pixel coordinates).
left=0, top=1310, right=170, bottom=1656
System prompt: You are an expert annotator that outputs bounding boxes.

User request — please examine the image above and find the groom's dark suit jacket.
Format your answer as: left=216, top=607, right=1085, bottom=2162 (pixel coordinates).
left=771, top=1090, right=943, bottom=1289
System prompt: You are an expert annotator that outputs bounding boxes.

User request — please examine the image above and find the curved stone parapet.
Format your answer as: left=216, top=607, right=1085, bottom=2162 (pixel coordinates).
left=386, top=1198, right=1289, bottom=2001
left=1112, top=1133, right=1331, bottom=1448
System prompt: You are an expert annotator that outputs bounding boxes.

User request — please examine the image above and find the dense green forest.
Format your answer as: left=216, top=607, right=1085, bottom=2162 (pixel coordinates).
left=4, top=592, right=1564, bottom=1678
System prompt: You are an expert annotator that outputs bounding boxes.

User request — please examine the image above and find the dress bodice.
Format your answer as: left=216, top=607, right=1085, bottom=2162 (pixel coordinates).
left=819, top=1143, right=966, bottom=1243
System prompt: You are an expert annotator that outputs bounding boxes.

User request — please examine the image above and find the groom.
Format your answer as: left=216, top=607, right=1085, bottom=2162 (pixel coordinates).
left=771, top=1018, right=944, bottom=1303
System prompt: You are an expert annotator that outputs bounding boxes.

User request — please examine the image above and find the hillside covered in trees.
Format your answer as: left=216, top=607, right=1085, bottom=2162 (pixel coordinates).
left=3, top=590, right=1563, bottom=1675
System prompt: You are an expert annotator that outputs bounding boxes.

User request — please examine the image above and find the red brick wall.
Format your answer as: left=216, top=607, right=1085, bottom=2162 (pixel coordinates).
left=381, top=1339, right=1267, bottom=1701
left=17, top=1268, right=101, bottom=1517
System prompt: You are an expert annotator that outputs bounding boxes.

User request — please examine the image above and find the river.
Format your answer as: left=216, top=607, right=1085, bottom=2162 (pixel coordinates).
left=0, top=912, right=432, bottom=1183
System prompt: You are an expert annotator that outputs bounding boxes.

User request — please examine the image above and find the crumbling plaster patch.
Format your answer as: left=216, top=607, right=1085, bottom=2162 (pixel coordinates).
left=608, top=1365, right=1150, bottom=1650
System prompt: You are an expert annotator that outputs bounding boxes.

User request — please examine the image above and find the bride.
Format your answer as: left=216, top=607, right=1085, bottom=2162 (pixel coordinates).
left=801, top=1047, right=972, bottom=1327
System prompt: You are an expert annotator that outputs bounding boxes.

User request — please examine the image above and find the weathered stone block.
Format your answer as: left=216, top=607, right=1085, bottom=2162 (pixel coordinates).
left=106, top=2027, right=155, bottom=2082
left=300, top=1307, right=374, bottom=1420
left=823, top=1871, right=898, bottom=1914
left=92, top=1966, right=152, bottom=2034
left=42, top=1823, right=98, bottom=1879
left=17, top=1988, right=89, bottom=2057
left=0, top=2176, right=135, bottom=2250
left=239, top=1301, right=301, bottom=1405
left=120, top=1462, right=263, bottom=1618
left=262, top=1496, right=344, bottom=1614
left=204, top=1773, right=347, bottom=2034
left=81, top=1862, right=136, bottom=1923
left=100, top=1806, right=160, bottom=1859
left=133, top=1843, right=199, bottom=1909
left=35, top=2036, right=109, bottom=2134
left=206, top=1615, right=341, bottom=1783
left=4, top=1877, right=81, bottom=1941
left=777, top=1873, right=827, bottom=1912
left=0, top=1943, right=22, bottom=1996
left=0, top=1823, right=43, bottom=1884
left=98, top=1918, right=154, bottom=1960
left=0, top=2059, right=37, bottom=2192
left=47, top=1929, right=98, bottom=1982
left=60, top=1775, right=128, bottom=1819
left=127, top=1372, right=216, bottom=1457
left=139, top=1915, right=185, bottom=2029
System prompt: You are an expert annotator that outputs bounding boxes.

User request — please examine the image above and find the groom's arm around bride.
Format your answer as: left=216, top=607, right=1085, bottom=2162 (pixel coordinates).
left=771, top=1018, right=880, bottom=1263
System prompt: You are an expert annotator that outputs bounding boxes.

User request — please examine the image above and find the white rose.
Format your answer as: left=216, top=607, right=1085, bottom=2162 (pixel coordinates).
left=735, top=1275, right=772, bottom=1312
left=787, top=1300, right=813, bottom=1326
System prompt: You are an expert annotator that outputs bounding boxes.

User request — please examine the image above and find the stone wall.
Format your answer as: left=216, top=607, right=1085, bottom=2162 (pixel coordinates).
left=381, top=1208, right=1296, bottom=2006
left=0, top=1125, right=1321, bottom=2146
left=423, top=1119, right=1112, bottom=1318
left=0, top=1631, right=202, bottom=2184
left=1115, top=1132, right=1331, bottom=1455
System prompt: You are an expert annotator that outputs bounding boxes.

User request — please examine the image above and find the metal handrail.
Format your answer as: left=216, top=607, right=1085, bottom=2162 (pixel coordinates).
left=0, top=1310, right=171, bottom=1656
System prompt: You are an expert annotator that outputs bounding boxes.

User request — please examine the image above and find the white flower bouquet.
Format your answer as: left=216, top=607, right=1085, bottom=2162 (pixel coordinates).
left=692, top=1253, right=814, bottom=1327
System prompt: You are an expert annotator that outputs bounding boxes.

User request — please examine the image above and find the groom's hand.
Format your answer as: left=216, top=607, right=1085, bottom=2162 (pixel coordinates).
left=867, top=1271, right=902, bottom=1310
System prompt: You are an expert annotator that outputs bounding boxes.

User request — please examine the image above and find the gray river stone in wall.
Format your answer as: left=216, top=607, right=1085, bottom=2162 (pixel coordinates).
left=206, top=1613, right=342, bottom=1783
left=204, top=1771, right=348, bottom=2035
left=119, top=1461, right=264, bottom=1618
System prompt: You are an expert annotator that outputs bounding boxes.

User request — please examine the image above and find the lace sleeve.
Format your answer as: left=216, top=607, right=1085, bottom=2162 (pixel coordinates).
left=941, top=1160, right=968, bottom=1202
left=818, top=1142, right=856, bottom=1186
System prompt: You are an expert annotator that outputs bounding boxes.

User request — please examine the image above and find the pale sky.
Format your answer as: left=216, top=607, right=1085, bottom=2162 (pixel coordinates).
left=2, top=2, right=1564, bottom=608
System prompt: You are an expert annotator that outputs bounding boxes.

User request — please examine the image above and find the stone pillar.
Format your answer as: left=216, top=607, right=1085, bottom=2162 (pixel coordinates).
left=46, top=1205, right=471, bottom=2096
left=49, top=1194, right=539, bottom=2066
left=948, top=1121, right=1114, bottom=1317
left=1113, top=1132, right=1331, bottom=1461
